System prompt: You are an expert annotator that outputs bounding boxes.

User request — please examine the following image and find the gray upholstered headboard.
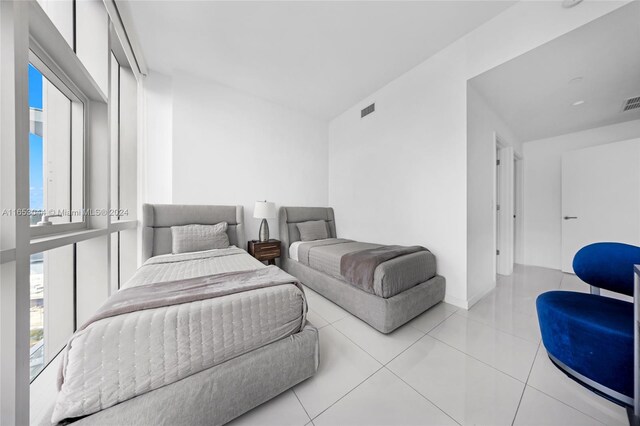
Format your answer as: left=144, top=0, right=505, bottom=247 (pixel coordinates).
left=142, top=204, right=245, bottom=262
left=278, top=207, right=337, bottom=264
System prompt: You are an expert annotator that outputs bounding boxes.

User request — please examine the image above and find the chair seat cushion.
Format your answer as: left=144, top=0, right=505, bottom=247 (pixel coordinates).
left=536, top=291, right=634, bottom=399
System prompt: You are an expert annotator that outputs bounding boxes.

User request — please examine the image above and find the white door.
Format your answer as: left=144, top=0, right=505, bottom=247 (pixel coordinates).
left=496, top=146, right=501, bottom=272
left=496, top=144, right=515, bottom=276
left=561, top=138, right=640, bottom=273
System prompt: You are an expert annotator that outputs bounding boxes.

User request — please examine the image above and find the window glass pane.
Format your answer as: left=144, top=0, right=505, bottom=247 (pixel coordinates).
left=29, top=63, right=84, bottom=225
left=76, top=236, right=109, bottom=325
left=109, top=55, right=137, bottom=223
left=109, top=232, right=119, bottom=293
left=119, top=228, right=137, bottom=285
left=30, top=246, right=74, bottom=381
left=29, top=253, right=44, bottom=379
left=44, top=74, right=71, bottom=223
left=29, top=65, right=44, bottom=224
left=118, top=65, right=137, bottom=222
left=110, top=52, right=120, bottom=215
left=109, top=230, right=137, bottom=292
left=71, top=102, right=84, bottom=223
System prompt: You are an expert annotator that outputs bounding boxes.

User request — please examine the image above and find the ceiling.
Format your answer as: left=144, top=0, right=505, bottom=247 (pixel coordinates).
left=470, top=1, right=640, bottom=143
left=121, top=0, right=515, bottom=120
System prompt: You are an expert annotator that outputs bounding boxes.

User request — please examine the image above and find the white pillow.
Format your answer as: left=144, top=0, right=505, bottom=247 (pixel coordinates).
left=296, top=220, right=329, bottom=241
left=171, top=222, right=229, bottom=254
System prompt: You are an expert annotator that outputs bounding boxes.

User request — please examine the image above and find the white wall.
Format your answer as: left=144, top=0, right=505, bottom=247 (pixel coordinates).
left=329, top=42, right=469, bottom=306
left=466, top=85, right=520, bottom=304
left=141, top=71, right=173, bottom=204
left=523, top=119, right=640, bottom=269
left=328, top=0, right=628, bottom=308
left=170, top=72, right=329, bottom=243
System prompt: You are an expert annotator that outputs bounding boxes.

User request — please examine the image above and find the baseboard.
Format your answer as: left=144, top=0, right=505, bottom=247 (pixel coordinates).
left=443, top=294, right=469, bottom=310
left=445, top=284, right=496, bottom=311
left=466, top=285, right=496, bottom=309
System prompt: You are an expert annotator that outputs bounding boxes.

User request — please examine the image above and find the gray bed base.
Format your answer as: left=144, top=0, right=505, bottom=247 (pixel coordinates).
left=279, top=206, right=446, bottom=334
left=45, top=326, right=318, bottom=426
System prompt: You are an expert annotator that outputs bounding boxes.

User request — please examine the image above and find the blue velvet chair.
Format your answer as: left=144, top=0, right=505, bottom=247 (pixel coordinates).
left=536, top=242, right=638, bottom=407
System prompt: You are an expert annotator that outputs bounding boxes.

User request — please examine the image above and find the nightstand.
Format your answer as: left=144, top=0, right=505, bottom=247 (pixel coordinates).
left=248, top=239, right=281, bottom=265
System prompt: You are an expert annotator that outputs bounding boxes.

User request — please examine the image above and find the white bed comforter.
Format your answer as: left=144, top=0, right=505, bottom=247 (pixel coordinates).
left=52, top=247, right=306, bottom=423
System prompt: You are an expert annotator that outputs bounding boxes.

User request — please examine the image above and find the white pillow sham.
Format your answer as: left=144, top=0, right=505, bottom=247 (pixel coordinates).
left=171, top=222, right=229, bottom=254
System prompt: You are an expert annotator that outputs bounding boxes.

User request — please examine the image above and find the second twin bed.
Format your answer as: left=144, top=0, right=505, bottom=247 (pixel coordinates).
left=280, top=206, right=445, bottom=333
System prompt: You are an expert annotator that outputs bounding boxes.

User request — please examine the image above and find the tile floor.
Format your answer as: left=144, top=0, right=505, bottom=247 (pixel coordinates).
left=228, top=265, right=629, bottom=426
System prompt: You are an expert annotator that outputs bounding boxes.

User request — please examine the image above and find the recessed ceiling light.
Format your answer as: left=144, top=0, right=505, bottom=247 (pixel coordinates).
left=569, top=76, right=584, bottom=85
left=572, top=100, right=585, bottom=106
left=562, top=0, right=583, bottom=8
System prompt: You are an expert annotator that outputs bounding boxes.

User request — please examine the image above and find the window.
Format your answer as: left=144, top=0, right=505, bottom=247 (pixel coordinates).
left=109, top=52, right=119, bottom=219
left=28, top=53, right=84, bottom=232
left=29, top=246, right=75, bottom=381
left=1, top=0, right=143, bottom=421
left=109, top=49, right=137, bottom=223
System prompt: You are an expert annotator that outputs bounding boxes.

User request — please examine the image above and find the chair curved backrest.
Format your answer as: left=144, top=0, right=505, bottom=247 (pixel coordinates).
left=573, top=242, right=640, bottom=297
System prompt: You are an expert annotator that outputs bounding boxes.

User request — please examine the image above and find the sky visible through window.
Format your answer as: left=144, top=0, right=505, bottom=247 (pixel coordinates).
left=29, top=64, right=43, bottom=211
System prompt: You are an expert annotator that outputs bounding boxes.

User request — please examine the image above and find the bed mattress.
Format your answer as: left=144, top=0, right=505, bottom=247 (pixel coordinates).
left=52, top=247, right=307, bottom=423
left=290, top=239, right=436, bottom=298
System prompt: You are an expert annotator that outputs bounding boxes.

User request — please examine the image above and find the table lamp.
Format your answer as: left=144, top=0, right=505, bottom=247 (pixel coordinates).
left=254, top=201, right=276, bottom=242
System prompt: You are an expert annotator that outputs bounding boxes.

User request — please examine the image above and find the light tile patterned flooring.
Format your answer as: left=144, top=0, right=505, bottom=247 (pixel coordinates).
left=228, top=265, right=629, bottom=426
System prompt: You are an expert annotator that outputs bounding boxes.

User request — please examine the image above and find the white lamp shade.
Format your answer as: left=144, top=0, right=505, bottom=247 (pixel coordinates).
left=254, top=201, right=276, bottom=219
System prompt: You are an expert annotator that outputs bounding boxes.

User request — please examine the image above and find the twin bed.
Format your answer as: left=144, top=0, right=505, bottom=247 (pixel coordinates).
left=280, top=206, right=445, bottom=333
left=49, top=204, right=318, bottom=425
left=48, top=204, right=444, bottom=425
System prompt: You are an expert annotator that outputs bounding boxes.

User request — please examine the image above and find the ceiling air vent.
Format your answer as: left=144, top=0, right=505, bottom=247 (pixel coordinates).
left=361, top=103, right=375, bottom=118
left=623, top=96, right=640, bottom=112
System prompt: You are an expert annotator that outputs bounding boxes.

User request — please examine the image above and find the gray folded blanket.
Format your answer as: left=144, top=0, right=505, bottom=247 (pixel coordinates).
left=340, top=245, right=428, bottom=294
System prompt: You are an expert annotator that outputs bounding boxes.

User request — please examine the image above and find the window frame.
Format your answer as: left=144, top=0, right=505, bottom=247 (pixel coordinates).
left=28, top=42, right=88, bottom=238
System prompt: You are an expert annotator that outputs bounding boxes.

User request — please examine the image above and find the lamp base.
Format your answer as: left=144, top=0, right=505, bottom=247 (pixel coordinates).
left=259, top=219, right=269, bottom=242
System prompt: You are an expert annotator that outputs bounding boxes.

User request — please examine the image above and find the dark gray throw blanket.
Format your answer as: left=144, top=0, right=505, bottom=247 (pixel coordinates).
left=79, top=266, right=304, bottom=333
left=340, top=245, right=428, bottom=294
